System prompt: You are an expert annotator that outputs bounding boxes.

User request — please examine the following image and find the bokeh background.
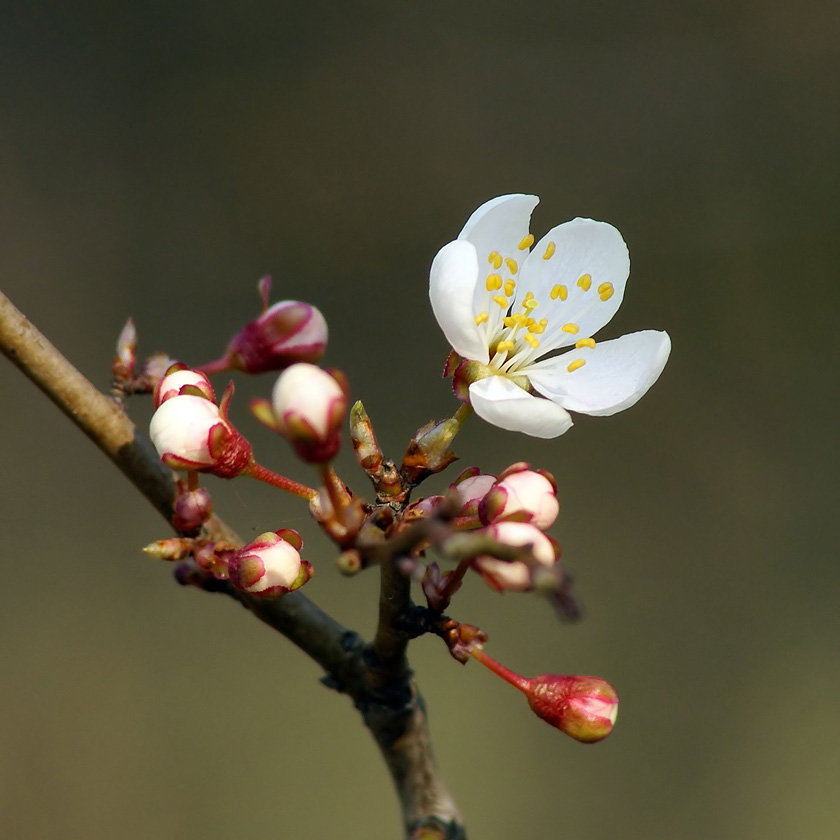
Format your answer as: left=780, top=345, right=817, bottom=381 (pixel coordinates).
left=2, top=2, right=838, bottom=838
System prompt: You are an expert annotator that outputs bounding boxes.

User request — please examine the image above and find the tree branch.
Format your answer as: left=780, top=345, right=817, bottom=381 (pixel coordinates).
left=0, top=289, right=465, bottom=839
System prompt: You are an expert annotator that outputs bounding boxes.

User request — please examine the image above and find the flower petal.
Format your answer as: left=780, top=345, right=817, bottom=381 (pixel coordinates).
left=469, top=376, right=573, bottom=438
left=518, top=218, right=629, bottom=351
left=458, top=194, right=540, bottom=263
left=526, top=330, right=671, bottom=416
left=429, top=240, right=489, bottom=362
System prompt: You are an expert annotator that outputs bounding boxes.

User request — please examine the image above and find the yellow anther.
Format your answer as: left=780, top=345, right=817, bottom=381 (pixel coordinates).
left=518, top=234, right=535, bottom=251
left=599, top=283, right=614, bottom=301
left=523, top=297, right=539, bottom=311
left=567, top=358, right=586, bottom=373
left=492, top=294, right=509, bottom=309
left=597, top=282, right=612, bottom=294
left=504, top=257, right=518, bottom=275
left=575, top=337, right=596, bottom=349
left=528, top=319, right=547, bottom=334
left=485, top=273, right=503, bottom=291
left=561, top=323, right=579, bottom=334
left=543, top=241, right=556, bottom=260
left=475, top=312, right=489, bottom=326
left=577, top=273, right=592, bottom=291
left=504, top=279, right=516, bottom=296
left=504, top=313, right=525, bottom=328
left=550, top=284, right=568, bottom=301
left=488, top=251, right=503, bottom=270
left=496, top=340, right=514, bottom=353
left=524, top=334, right=540, bottom=348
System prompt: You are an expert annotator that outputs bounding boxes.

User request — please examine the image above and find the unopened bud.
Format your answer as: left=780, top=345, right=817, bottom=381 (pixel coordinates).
left=172, top=486, right=214, bottom=533
left=201, top=277, right=328, bottom=374
left=112, top=318, right=137, bottom=381
left=228, top=530, right=312, bottom=597
left=349, top=400, right=383, bottom=472
left=142, top=537, right=193, bottom=561
left=401, top=417, right=459, bottom=484
left=154, top=365, right=216, bottom=407
left=473, top=521, right=558, bottom=592
left=271, top=364, right=347, bottom=463
left=526, top=674, right=618, bottom=743
left=450, top=468, right=496, bottom=522
left=480, top=467, right=559, bottom=530
left=149, top=387, right=253, bottom=478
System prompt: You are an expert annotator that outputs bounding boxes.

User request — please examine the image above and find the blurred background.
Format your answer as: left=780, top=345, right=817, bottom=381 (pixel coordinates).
left=2, top=2, right=838, bottom=837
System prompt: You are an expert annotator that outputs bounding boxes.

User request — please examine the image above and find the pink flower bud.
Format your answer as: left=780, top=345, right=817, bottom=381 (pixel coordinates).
left=172, top=486, right=214, bottom=533
left=473, top=521, right=558, bottom=592
left=525, top=674, right=619, bottom=743
left=271, top=363, right=347, bottom=463
left=154, top=366, right=216, bottom=407
left=451, top=470, right=497, bottom=520
left=228, top=530, right=312, bottom=597
left=480, top=468, right=559, bottom=530
left=201, top=278, right=328, bottom=375
left=149, top=392, right=253, bottom=478
left=226, top=299, right=328, bottom=374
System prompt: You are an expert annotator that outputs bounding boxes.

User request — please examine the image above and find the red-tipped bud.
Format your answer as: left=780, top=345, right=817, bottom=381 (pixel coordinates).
left=526, top=674, right=619, bottom=743
left=172, top=486, right=214, bottom=533
left=226, top=299, right=328, bottom=373
left=474, top=521, right=558, bottom=592
left=149, top=391, right=253, bottom=478
left=479, top=468, right=559, bottom=529
left=202, top=278, right=328, bottom=374
left=154, top=365, right=216, bottom=408
left=228, top=530, right=312, bottom=597
left=271, top=363, right=347, bottom=463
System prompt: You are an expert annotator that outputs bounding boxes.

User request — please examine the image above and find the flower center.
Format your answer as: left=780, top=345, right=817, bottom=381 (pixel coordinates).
left=472, top=235, right=614, bottom=376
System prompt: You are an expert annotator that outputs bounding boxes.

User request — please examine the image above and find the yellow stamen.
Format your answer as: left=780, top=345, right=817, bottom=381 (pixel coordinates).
left=550, top=284, right=568, bottom=301
left=561, top=323, right=579, bottom=334
left=528, top=318, right=548, bottom=334
left=567, top=358, right=586, bottom=373
left=496, top=340, right=514, bottom=353
left=488, top=251, right=503, bottom=270
left=599, top=283, right=614, bottom=301
left=504, top=257, right=518, bottom=274
left=543, top=241, right=556, bottom=260
left=575, top=337, right=596, bottom=349
left=577, top=273, right=592, bottom=291
left=492, top=295, right=509, bottom=309
left=518, top=234, right=535, bottom=251
left=485, top=273, right=503, bottom=291
left=475, top=312, right=489, bottom=326
left=524, top=334, right=540, bottom=348
left=523, top=297, right=539, bottom=311
left=504, top=279, right=516, bottom=296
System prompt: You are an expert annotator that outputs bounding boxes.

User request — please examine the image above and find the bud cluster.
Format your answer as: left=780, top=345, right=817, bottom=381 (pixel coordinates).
left=126, top=198, right=654, bottom=747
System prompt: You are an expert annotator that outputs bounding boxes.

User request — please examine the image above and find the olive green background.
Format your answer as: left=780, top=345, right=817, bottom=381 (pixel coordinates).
left=2, top=2, right=838, bottom=838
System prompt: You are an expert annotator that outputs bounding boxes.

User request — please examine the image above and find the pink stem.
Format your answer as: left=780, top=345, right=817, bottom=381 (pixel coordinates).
left=195, top=357, right=231, bottom=375
left=470, top=647, right=531, bottom=694
left=244, top=462, right=317, bottom=500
